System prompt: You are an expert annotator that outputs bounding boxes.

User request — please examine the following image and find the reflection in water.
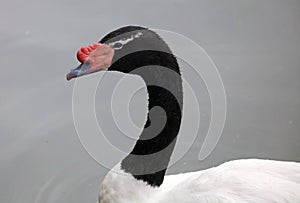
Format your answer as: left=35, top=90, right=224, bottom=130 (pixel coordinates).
left=33, top=162, right=100, bottom=203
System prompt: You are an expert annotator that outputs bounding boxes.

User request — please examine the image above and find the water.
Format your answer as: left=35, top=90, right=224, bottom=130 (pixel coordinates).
left=1, top=1, right=300, bottom=202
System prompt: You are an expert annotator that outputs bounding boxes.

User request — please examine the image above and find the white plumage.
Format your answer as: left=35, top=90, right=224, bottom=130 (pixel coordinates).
left=99, top=159, right=300, bottom=203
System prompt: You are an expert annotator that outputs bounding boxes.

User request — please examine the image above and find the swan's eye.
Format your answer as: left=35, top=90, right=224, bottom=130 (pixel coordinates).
left=112, top=42, right=123, bottom=50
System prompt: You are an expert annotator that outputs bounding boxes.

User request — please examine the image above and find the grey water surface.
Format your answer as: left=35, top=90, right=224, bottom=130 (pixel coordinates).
left=1, top=1, right=300, bottom=202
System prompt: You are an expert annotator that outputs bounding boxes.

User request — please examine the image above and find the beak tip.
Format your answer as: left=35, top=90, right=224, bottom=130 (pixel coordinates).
left=66, top=74, right=72, bottom=81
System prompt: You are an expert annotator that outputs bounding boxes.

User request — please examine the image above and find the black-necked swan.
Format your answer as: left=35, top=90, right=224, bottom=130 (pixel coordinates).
left=66, top=26, right=300, bottom=203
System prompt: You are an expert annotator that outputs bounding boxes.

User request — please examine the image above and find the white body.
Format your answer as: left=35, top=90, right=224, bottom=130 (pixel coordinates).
left=99, top=159, right=300, bottom=203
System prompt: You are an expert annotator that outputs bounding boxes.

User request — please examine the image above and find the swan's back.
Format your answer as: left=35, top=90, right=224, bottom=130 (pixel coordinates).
left=160, top=159, right=300, bottom=203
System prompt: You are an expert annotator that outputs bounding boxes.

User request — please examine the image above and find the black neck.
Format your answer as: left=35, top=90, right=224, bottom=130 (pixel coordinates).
left=110, top=50, right=183, bottom=187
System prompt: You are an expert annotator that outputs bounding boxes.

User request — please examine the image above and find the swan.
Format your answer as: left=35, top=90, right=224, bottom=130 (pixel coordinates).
left=66, top=26, right=300, bottom=203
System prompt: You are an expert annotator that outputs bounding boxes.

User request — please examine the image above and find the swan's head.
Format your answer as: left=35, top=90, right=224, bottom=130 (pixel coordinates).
left=66, top=26, right=155, bottom=80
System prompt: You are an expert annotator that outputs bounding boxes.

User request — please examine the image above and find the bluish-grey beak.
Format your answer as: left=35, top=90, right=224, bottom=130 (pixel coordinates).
left=66, top=62, right=104, bottom=81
